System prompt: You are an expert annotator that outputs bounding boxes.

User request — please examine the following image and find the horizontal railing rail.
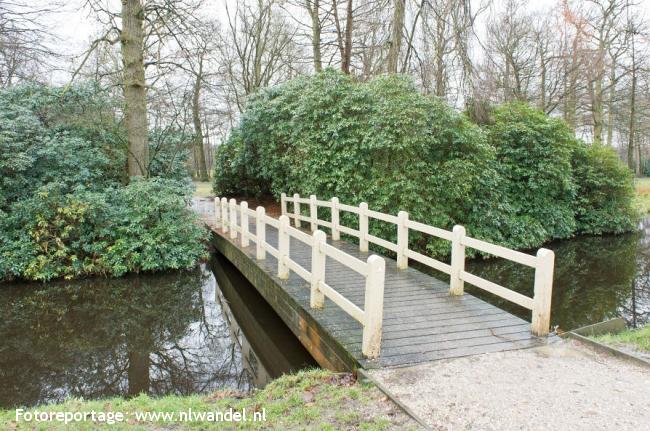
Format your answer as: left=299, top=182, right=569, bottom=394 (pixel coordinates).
left=214, top=196, right=386, bottom=359
left=280, top=193, right=555, bottom=336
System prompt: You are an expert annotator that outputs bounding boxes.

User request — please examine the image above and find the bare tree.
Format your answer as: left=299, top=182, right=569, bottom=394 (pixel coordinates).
left=0, top=1, right=59, bottom=87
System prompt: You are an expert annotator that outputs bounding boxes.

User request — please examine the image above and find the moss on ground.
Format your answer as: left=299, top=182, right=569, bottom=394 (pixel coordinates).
left=0, top=369, right=417, bottom=430
left=593, top=324, right=650, bottom=354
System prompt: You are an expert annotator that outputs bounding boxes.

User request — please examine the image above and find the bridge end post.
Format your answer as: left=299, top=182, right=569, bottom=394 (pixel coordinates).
left=450, top=225, right=466, bottom=295
left=362, top=255, right=385, bottom=359
left=214, top=197, right=220, bottom=228
left=256, top=206, right=266, bottom=260
left=331, top=197, right=340, bottom=240
left=229, top=199, right=238, bottom=240
left=532, top=248, right=554, bottom=336
left=240, top=201, right=249, bottom=247
left=396, top=211, right=409, bottom=269
left=310, top=230, right=326, bottom=308
left=293, top=193, right=301, bottom=228
left=359, top=202, right=369, bottom=252
left=278, top=215, right=290, bottom=279
left=280, top=193, right=287, bottom=216
left=221, top=198, right=228, bottom=233
left=309, top=195, right=317, bottom=232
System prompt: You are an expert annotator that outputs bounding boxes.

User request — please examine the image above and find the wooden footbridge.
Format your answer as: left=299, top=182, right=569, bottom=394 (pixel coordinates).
left=193, top=194, right=554, bottom=370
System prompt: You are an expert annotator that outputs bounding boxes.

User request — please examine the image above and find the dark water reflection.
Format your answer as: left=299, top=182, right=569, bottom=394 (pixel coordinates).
left=0, top=257, right=315, bottom=409
left=462, top=219, right=650, bottom=331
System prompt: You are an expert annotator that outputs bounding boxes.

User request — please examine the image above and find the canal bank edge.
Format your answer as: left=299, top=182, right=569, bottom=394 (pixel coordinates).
left=357, top=369, right=432, bottom=431
left=564, top=319, right=650, bottom=369
left=209, top=229, right=361, bottom=371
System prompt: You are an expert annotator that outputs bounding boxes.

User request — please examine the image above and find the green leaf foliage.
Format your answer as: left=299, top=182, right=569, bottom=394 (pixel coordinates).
left=0, top=83, right=207, bottom=282
left=213, top=70, right=637, bottom=256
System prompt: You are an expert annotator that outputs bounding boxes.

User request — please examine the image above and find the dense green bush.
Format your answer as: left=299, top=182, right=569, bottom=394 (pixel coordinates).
left=572, top=143, right=636, bottom=234
left=0, top=179, right=207, bottom=281
left=486, top=103, right=577, bottom=247
left=213, top=70, right=637, bottom=256
left=0, top=84, right=207, bottom=282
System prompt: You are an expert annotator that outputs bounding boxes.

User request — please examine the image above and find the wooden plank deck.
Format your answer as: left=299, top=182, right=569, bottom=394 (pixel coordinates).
left=194, top=199, right=544, bottom=369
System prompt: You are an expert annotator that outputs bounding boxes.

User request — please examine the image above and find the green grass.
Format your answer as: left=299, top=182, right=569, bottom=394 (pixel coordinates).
left=0, top=369, right=415, bottom=430
left=593, top=324, right=650, bottom=354
left=193, top=181, right=213, bottom=198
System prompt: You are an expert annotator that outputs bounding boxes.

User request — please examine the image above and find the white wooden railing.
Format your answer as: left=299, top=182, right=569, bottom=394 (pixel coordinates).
left=281, top=193, right=555, bottom=336
left=213, top=197, right=386, bottom=359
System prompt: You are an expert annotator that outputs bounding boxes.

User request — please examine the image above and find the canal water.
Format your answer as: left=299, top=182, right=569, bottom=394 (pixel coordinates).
left=0, top=255, right=316, bottom=409
left=464, top=218, right=650, bottom=332
left=1, top=218, right=649, bottom=408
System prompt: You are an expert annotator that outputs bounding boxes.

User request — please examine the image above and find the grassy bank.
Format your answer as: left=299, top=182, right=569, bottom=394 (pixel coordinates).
left=634, top=177, right=650, bottom=214
left=1, top=370, right=416, bottom=430
left=593, top=324, right=650, bottom=354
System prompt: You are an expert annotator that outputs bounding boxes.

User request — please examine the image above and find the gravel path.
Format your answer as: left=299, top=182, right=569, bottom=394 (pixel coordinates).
left=369, top=339, right=650, bottom=431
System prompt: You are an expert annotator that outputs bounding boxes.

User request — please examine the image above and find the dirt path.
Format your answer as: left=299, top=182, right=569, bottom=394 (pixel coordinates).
left=369, top=339, right=650, bottom=431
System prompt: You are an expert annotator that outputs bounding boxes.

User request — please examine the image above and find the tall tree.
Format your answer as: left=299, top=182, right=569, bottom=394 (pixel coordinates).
left=387, top=0, right=405, bottom=73
left=121, top=0, right=148, bottom=177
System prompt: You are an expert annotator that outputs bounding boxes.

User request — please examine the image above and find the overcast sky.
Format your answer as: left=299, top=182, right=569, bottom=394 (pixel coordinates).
left=42, top=0, right=645, bottom=84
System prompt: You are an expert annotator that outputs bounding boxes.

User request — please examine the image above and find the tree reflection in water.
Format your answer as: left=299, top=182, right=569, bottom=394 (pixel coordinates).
left=464, top=218, right=650, bottom=331
left=0, top=265, right=251, bottom=408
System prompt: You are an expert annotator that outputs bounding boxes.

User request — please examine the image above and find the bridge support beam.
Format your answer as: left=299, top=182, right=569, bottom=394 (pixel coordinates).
left=396, top=211, right=409, bottom=269
left=278, top=215, right=290, bottom=279
left=531, top=249, right=554, bottom=336
left=310, top=230, right=326, bottom=308
left=362, top=255, right=385, bottom=359
left=359, top=202, right=369, bottom=252
left=450, top=225, right=466, bottom=295
left=256, top=206, right=266, bottom=260
left=331, top=197, right=340, bottom=240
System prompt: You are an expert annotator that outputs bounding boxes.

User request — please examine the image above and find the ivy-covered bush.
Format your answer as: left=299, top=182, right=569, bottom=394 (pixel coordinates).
left=0, top=83, right=207, bottom=282
left=213, top=70, right=637, bottom=256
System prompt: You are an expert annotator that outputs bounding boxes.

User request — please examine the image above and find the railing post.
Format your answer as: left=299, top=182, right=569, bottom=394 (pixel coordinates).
left=240, top=201, right=249, bottom=247
left=331, top=197, right=340, bottom=240
left=396, top=211, right=409, bottom=269
left=221, top=197, right=228, bottom=233
left=214, top=197, right=221, bottom=228
left=362, top=255, right=385, bottom=359
left=293, top=193, right=301, bottom=228
left=281, top=193, right=287, bottom=216
left=309, top=194, right=317, bottom=232
left=310, top=230, right=326, bottom=308
left=229, top=199, right=237, bottom=240
left=359, top=202, right=368, bottom=252
left=531, top=248, right=554, bottom=336
left=278, top=215, right=290, bottom=279
left=450, top=225, right=466, bottom=295
left=256, top=206, right=266, bottom=260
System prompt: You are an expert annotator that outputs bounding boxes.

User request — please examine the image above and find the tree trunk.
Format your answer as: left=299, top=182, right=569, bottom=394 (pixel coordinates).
left=387, top=0, right=405, bottom=73
left=627, top=51, right=636, bottom=171
left=192, top=57, right=208, bottom=181
left=592, top=76, right=604, bottom=145
left=564, top=33, right=579, bottom=130
left=606, top=60, right=616, bottom=146
left=341, top=0, right=353, bottom=74
left=121, top=0, right=148, bottom=178
left=308, top=0, right=322, bottom=72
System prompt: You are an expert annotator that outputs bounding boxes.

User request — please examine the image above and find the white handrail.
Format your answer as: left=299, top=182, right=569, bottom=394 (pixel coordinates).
left=280, top=193, right=555, bottom=337
left=215, top=196, right=386, bottom=359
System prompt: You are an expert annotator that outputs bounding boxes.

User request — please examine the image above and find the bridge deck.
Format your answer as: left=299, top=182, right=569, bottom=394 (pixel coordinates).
left=195, top=199, right=543, bottom=369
